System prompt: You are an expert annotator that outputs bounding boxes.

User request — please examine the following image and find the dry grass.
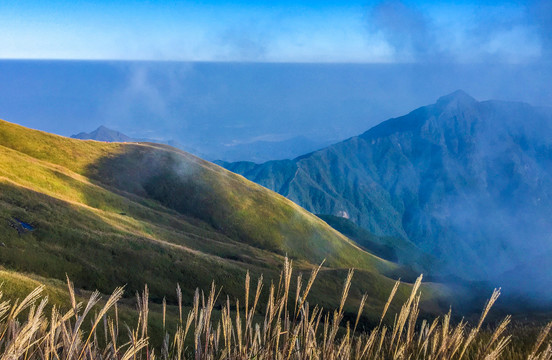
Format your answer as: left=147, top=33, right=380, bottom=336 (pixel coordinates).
left=0, top=258, right=550, bottom=360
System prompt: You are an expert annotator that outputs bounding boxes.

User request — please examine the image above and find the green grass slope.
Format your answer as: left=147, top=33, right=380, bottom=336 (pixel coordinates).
left=0, top=119, right=446, bottom=314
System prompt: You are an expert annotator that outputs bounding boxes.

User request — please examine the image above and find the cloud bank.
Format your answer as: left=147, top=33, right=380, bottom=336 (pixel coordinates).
left=367, top=0, right=547, bottom=63
left=0, top=0, right=550, bottom=63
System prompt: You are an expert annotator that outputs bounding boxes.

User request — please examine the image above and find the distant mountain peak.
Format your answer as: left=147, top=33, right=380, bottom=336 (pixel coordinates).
left=71, top=125, right=134, bottom=142
left=222, top=94, right=552, bottom=295
left=436, top=90, right=477, bottom=107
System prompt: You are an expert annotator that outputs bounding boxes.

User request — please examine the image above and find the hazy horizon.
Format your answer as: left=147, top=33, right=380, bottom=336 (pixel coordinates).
left=1, top=60, right=552, bottom=161
left=3, top=0, right=551, bottom=161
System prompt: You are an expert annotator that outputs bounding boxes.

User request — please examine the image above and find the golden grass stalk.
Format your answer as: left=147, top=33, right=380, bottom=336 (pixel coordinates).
left=0, top=258, right=549, bottom=359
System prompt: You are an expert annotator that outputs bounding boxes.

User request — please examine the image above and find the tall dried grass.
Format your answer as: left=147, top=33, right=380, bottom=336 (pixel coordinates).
left=0, top=258, right=550, bottom=359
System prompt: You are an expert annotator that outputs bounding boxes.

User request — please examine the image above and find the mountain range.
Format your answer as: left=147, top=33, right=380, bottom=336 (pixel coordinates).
left=0, top=119, right=448, bottom=321
left=4, top=88, right=550, bottom=311
left=71, top=125, right=331, bottom=163
left=220, top=91, right=552, bottom=297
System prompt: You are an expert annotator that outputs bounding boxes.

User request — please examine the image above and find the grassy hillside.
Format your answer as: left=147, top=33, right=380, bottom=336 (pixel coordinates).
left=0, top=119, right=445, bottom=316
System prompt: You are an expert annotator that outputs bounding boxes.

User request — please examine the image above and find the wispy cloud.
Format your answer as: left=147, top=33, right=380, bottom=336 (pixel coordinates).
left=368, top=0, right=446, bottom=62
left=101, top=63, right=193, bottom=137
left=366, top=0, right=543, bottom=63
left=528, top=0, right=552, bottom=57
left=216, top=22, right=270, bottom=61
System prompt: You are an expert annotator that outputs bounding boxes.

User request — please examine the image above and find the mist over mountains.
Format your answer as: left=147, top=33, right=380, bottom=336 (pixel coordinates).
left=221, top=91, right=552, bottom=298
left=2, top=60, right=552, bottom=162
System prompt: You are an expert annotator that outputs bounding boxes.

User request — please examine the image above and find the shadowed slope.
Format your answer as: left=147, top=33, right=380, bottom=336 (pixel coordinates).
left=0, top=119, right=397, bottom=272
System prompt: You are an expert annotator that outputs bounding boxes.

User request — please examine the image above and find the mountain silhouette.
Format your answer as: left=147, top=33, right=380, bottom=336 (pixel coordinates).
left=222, top=91, right=552, bottom=293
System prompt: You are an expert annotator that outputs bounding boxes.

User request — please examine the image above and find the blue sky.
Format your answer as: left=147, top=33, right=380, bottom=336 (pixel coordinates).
left=0, top=0, right=549, bottom=62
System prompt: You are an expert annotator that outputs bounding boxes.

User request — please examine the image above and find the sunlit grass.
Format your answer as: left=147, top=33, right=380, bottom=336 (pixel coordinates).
left=0, top=118, right=434, bottom=315
left=0, top=117, right=402, bottom=273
